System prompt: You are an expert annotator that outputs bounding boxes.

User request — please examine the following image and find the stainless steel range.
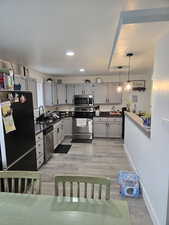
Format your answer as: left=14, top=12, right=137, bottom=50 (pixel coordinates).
left=72, top=95, right=94, bottom=142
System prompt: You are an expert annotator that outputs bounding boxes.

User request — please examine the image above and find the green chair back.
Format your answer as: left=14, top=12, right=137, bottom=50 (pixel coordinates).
left=0, top=171, right=41, bottom=194
left=55, top=176, right=111, bottom=200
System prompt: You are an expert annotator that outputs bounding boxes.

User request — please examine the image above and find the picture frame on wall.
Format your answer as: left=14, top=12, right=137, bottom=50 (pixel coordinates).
left=132, top=80, right=146, bottom=91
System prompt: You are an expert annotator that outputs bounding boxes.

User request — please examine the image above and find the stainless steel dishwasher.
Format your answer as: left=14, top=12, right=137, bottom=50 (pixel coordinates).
left=43, top=125, right=53, bottom=163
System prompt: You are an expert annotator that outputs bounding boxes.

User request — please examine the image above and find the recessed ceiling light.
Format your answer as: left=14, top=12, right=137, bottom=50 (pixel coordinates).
left=80, top=68, right=85, bottom=72
left=66, top=51, right=75, bottom=56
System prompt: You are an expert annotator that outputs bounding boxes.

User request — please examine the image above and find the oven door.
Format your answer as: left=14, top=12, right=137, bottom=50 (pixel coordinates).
left=72, top=118, right=93, bottom=140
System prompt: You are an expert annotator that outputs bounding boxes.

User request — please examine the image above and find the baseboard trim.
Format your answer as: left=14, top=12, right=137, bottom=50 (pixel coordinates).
left=124, top=144, right=161, bottom=225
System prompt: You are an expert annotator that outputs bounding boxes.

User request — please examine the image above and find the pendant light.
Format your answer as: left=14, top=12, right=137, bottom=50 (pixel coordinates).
left=117, top=66, right=123, bottom=93
left=125, top=53, right=133, bottom=91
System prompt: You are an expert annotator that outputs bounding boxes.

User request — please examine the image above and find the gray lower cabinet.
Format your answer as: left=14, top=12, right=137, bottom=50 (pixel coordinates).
left=94, top=122, right=107, bottom=137
left=35, top=132, right=44, bottom=169
left=63, top=117, right=72, bottom=136
left=94, top=117, right=122, bottom=138
left=53, top=120, right=64, bottom=149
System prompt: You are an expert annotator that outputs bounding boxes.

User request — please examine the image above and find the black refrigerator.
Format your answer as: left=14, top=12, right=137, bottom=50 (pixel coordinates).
left=0, top=91, right=37, bottom=171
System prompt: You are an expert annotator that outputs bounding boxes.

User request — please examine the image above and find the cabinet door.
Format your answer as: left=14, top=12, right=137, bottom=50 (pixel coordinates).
left=52, top=82, right=58, bottom=105
left=93, top=84, right=108, bottom=104
left=53, top=129, right=58, bottom=149
left=107, top=123, right=122, bottom=138
left=43, top=82, right=53, bottom=106
left=74, top=84, right=84, bottom=95
left=108, top=83, right=122, bottom=104
left=63, top=117, right=72, bottom=136
left=27, top=78, right=38, bottom=108
left=84, top=83, right=94, bottom=95
left=57, top=84, right=66, bottom=104
left=66, top=84, right=75, bottom=104
left=94, top=122, right=107, bottom=137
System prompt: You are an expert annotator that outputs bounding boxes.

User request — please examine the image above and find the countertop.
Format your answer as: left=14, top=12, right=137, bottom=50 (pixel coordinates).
left=125, top=112, right=151, bottom=138
left=95, top=111, right=122, bottom=117
left=35, top=111, right=122, bottom=135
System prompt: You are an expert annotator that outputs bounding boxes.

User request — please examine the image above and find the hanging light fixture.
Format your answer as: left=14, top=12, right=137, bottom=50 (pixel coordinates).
left=117, top=66, right=123, bottom=93
left=125, top=53, right=133, bottom=91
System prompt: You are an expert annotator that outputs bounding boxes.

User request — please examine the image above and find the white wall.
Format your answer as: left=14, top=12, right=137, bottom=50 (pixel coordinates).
left=124, top=31, right=169, bottom=225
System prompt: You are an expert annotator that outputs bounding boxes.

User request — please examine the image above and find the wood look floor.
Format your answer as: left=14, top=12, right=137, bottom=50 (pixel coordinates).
left=40, top=138, right=153, bottom=225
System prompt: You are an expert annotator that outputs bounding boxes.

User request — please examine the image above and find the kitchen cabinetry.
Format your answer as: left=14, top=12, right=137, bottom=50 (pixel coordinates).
left=35, top=132, right=44, bottom=169
left=43, top=82, right=122, bottom=106
left=75, top=83, right=94, bottom=95
left=57, top=84, right=67, bottom=104
left=93, top=117, right=122, bottom=138
left=93, top=83, right=122, bottom=104
left=94, top=84, right=107, bottom=104
left=66, top=84, right=75, bottom=104
left=108, top=83, right=122, bottom=104
left=53, top=120, right=64, bottom=149
left=52, top=82, right=58, bottom=105
left=43, top=81, right=53, bottom=106
left=27, top=78, right=38, bottom=109
left=63, top=117, right=72, bottom=136
left=74, top=84, right=84, bottom=95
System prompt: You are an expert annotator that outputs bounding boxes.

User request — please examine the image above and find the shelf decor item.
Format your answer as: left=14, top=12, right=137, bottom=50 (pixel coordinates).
left=132, top=80, right=146, bottom=91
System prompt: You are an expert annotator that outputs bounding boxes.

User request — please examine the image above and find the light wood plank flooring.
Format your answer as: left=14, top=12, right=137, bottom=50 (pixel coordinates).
left=40, top=138, right=153, bottom=225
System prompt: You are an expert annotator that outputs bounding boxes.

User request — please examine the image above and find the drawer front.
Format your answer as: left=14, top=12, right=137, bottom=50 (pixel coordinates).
left=36, top=132, right=43, bottom=142
left=37, top=155, right=44, bottom=169
left=36, top=139, right=44, bottom=158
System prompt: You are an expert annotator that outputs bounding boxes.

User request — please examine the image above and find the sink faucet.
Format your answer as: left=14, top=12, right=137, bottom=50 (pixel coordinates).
left=39, top=105, right=45, bottom=117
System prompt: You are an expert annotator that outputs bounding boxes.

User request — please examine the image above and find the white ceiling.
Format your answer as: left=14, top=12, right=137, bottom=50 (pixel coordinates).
left=0, top=0, right=169, bottom=76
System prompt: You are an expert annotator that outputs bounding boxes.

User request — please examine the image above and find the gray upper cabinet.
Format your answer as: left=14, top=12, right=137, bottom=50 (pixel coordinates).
left=66, top=84, right=75, bottom=104
left=57, top=84, right=66, bottom=104
left=94, top=83, right=122, bottom=104
left=52, top=82, right=58, bottom=105
left=108, top=83, right=122, bottom=104
left=94, top=83, right=107, bottom=104
left=27, top=78, right=38, bottom=109
left=74, top=84, right=84, bottom=95
left=43, top=81, right=53, bottom=106
left=75, top=83, right=93, bottom=95
left=84, top=83, right=94, bottom=95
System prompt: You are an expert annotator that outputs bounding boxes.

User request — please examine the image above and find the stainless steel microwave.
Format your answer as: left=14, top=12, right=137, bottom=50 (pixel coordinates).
left=74, top=95, right=94, bottom=106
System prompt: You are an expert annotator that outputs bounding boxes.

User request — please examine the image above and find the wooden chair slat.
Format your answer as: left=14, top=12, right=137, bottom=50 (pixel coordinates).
left=0, top=171, right=41, bottom=195
left=77, top=182, right=80, bottom=198
left=55, top=176, right=111, bottom=200
left=99, top=184, right=102, bottom=200
left=91, top=184, right=94, bottom=199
